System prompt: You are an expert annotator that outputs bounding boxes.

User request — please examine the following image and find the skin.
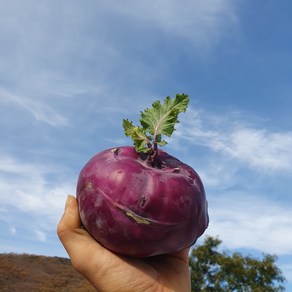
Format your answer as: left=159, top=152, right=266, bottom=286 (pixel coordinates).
left=57, top=195, right=191, bottom=292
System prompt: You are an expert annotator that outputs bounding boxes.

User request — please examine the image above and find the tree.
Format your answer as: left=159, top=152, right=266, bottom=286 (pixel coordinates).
left=189, top=236, right=286, bottom=292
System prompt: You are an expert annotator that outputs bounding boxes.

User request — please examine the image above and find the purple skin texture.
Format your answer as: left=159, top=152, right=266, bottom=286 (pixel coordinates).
left=76, top=146, right=209, bottom=257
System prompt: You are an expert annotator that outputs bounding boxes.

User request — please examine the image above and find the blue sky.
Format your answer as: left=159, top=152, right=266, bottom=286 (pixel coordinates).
left=1, top=0, right=292, bottom=288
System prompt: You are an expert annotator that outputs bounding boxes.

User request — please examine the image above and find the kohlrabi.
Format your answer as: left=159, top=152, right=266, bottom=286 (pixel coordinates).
left=76, top=94, right=209, bottom=257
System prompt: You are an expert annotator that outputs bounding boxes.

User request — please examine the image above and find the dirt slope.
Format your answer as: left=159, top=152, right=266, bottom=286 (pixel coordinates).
left=0, top=253, right=95, bottom=291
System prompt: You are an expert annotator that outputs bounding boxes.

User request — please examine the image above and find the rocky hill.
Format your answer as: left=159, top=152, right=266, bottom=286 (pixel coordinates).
left=0, top=253, right=95, bottom=291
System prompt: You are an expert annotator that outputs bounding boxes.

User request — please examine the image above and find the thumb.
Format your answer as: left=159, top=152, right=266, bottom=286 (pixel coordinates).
left=56, top=195, right=119, bottom=288
left=56, top=195, right=100, bottom=271
left=57, top=195, right=81, bottom=237
left=56, top=195, right=106, bottom=260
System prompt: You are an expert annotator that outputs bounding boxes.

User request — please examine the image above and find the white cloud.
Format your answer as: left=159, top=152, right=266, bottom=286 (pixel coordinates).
left=195, top=160, right=238, bottom=190
left=0, top=0, right=240, bottom=101
left=109, top=0, right=238, bottom=50
left=175, top=107, right=292, bottom=173
left=9, top=226, right=17, bottom=235
left=228, top=129, right=292, bottom=171
left=281, top=264, right=292, bottom=282
left=35, top=230, right=47, bottom=242
left=0, top=88, right=68, bottom=127
left=0, top=155, right=75, bottom=231
left=205, top=192, right=292, bottom=256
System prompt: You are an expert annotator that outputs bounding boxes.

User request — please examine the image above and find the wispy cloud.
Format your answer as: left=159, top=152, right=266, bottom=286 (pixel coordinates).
left=0, top=88, right=68, bottom=126
left=206, top=192, right=292, bottom=256
left=225, top=128, right=292, bottom=171
left=281, top=264, right=292, bottom=282
left=0, top=155, right=75, bottom=240
left=109, top=0, right=239, bottom=51
left=0, top=0, right=240, bottom=105
left=175, top=107, right=292, bottom=173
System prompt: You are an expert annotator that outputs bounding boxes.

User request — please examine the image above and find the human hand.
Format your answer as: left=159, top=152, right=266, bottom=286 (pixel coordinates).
left=57, top=195, right=191, bottom=292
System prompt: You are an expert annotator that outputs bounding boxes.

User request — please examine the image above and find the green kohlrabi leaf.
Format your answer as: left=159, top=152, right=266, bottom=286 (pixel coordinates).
left=122, top=119, right=151, bottom=153
left=122, top=94, right=189, bottom=154
left=140, top=94, right=189, bottom=139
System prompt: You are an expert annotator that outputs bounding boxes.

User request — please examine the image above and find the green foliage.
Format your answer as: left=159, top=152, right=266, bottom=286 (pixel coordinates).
left=123, top=119, right=151, bottom=153
left=189, top=236, right=286, bottom=292
left=123, top=94, right=189, bottom=153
